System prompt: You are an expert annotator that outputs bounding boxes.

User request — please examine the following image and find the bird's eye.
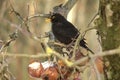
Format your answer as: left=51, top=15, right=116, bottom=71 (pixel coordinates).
left=51, top=16, right=55, bottom=19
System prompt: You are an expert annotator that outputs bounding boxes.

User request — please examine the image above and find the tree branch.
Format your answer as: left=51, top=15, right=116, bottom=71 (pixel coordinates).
left=0, top=48, right=120, bottom=67
left=73, top=48, right=120, bottom=66
left=0, top=52, right=49, bottom=58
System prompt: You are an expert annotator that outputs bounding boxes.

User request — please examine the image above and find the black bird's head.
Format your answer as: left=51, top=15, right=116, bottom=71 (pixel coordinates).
left=50, top=13, right=66, bottom=23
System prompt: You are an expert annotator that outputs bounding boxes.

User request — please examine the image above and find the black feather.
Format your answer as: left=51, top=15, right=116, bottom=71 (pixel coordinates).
left=50, top=13, right=94, bottom=54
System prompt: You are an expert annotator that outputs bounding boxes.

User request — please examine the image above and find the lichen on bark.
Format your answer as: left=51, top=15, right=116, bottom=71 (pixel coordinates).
left=96, top=0, right=120, bottom=80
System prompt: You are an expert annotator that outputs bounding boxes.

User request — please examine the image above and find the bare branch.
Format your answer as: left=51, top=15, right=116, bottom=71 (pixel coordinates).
left=0, top=39, right=16, bottom=53
left=0, top=48, right=120, bottom=67
left=0, top=52, right=49, bottom=58
left=27, top=13, right=50, bottom=20
left=73, top=48, right=120, bottom=66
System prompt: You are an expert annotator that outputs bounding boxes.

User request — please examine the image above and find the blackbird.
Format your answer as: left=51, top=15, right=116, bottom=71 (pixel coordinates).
left=49, top=13, right=94, bottom=54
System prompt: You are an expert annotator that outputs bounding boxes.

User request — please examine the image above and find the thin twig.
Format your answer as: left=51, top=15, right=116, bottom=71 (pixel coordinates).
left=81, top=27, right=96, bottom=38
left=0, top=39, right=15, bottom=53
left=71, top=12, right=98, bottom=60
left=9, top=0, right=23, bottom=21
left=73, top=48, right=120, bottom=66
left=87, top=12, right=99, bottom=28
left=27, top=14, right=50, bottom=19
left=71, top=27, right=95, bottom=60
left=0, top=52, right=49, bottom=58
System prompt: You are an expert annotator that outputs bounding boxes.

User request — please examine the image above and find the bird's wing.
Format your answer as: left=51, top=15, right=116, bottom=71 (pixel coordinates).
left=53, top=22, right=79, bottom=39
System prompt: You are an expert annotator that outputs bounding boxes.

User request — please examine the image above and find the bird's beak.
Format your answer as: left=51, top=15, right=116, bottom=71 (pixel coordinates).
left=40, top=13, right=51, bottom=22
left=45, top=18, right=51, bottom=22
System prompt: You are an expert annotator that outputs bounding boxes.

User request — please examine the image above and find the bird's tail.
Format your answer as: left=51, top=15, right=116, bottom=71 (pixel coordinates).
left=80, top=39, right=94, bottom=54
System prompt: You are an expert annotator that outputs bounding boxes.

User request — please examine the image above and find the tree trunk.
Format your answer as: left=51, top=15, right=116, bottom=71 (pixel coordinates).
left=96, top=0, right=120, bottom=80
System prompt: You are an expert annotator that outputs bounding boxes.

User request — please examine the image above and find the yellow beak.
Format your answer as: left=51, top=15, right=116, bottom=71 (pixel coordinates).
left=45, top=18, right=51, bottom=22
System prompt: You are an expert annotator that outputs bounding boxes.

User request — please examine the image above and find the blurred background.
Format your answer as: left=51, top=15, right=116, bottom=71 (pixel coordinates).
left=0, top=0, right=100, bottom=80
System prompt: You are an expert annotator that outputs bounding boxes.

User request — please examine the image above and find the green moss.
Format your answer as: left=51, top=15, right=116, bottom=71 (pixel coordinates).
left=96, top=0, right=120, bottom=80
